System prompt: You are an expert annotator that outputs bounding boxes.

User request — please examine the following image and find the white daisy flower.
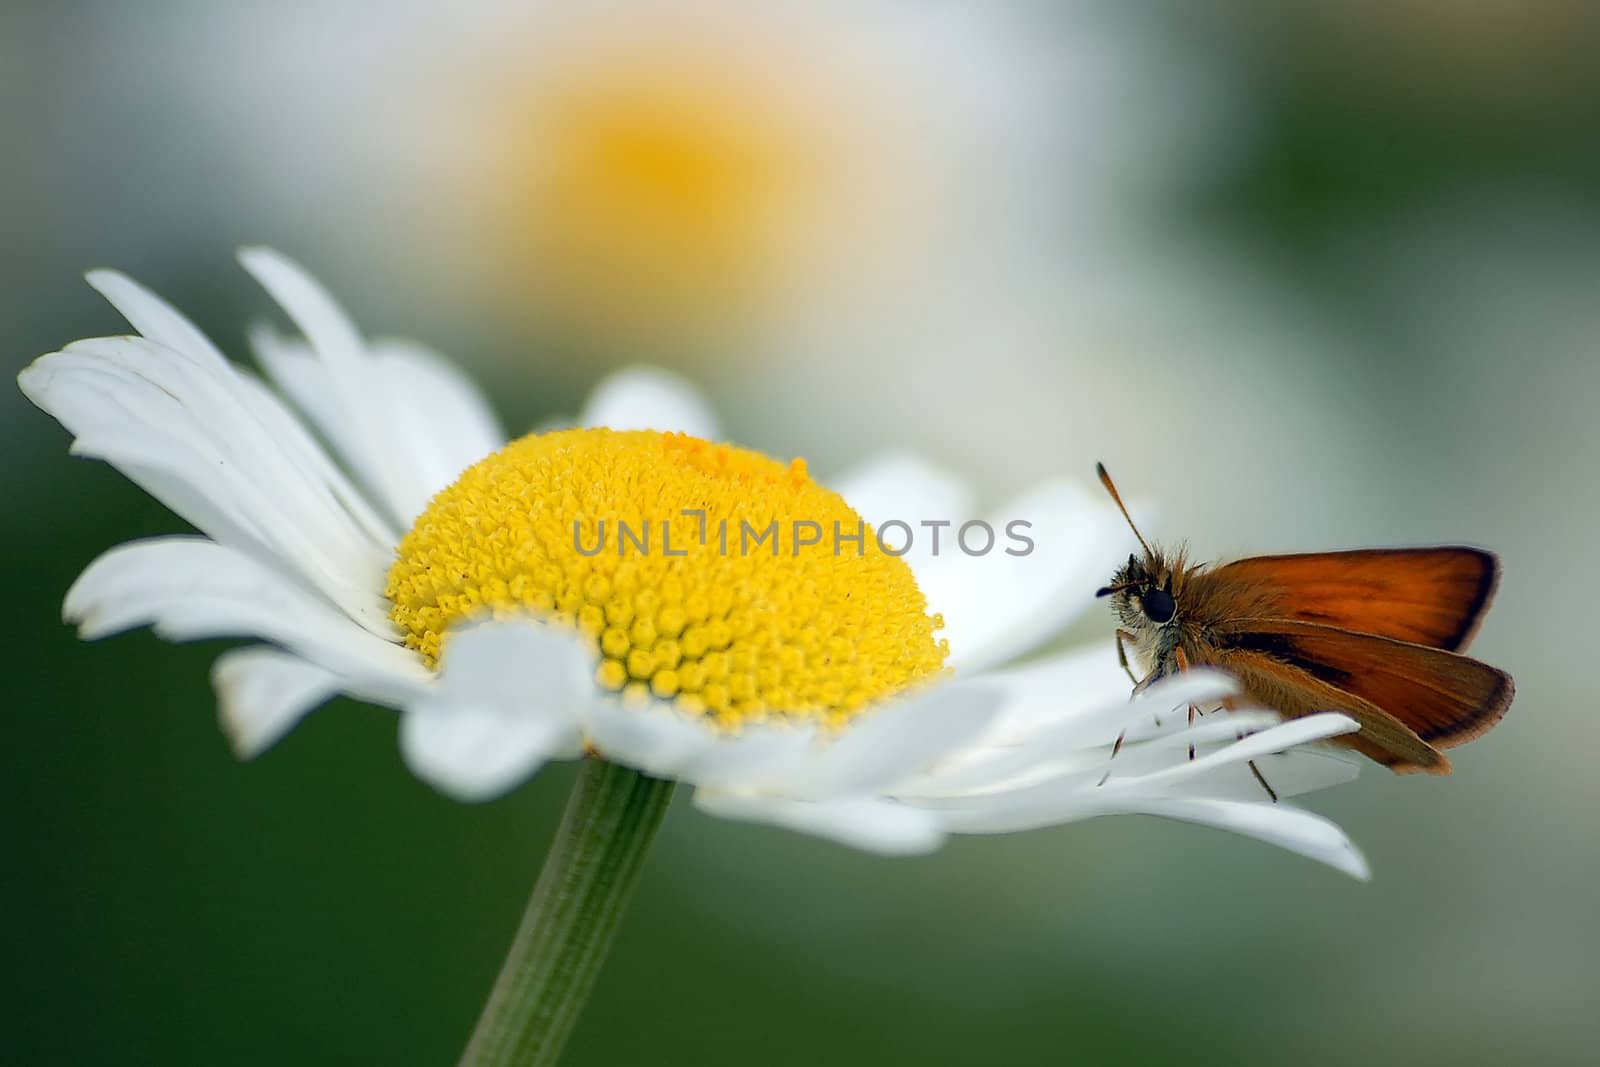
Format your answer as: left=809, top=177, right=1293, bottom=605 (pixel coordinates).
left=435, top=0, right=1155, bottom=349
left=18, top=251, right=1368, bottom=879
left=174, top=0, right=1218, bottom=363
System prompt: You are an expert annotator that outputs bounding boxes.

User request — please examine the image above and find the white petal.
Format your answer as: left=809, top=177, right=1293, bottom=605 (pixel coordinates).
left=212, top=647, right=342, bottom=759
left=253, top=328, right=503, bottom=523
left=1128, top=797, right=1371, bottom=880
left=1179, top=747, right=1362, bottom=803
left=402, top=700, right=578, bottom=803
left=584, top=700, right=822, bottom=788
left=671, top=721, right=821, bottom=791
left=693, top=791, right=945, bottom=855
left=931, top=704, right=1311, bottom=807
left=826, top=452, right=979, bottom=620
left=402, top=699, right=577, bottom=803
left=989, top=663, right=1238, bottom=760
left=240, top=247, right=441, bottom=526
left=231, top=371, right=400, bottom=553
left=922, top=478, right=1133, bottom=673
left=249, top=327, right=380, bottom=505
left=399, top=621, right=590, bottom=801
left=64, top=537, right=426, bottom=703
left=373, top=340, right=503, bottom=496
left=909, top=667, right=1240, bottom=796
left=584, top=699, right=727, bottom=780
left=1093, top=712, right=1286, bottom=782
left=579, top=367, right=719, bottom=438
left=20, top=333, right=395, bottom=633
left=829, top=452, right=975, bottom=537
left=976, top=642, right=1138, bottom=739
left=74, top=290, right=387, bottom=565
left=1114, top=713, right=1359, bottom=792
left=774, top=681, right=1004, bottom=798
left=86, top=269, right=229, bottom=368
left=913, top=696, right=1367, bottom=878
left=933, top=788, right=1366, bottom=878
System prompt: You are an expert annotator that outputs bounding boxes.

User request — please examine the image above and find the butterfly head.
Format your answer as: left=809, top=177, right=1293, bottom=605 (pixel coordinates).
left=1092, top=463, right=1182, bottom=634
left=1098, top=552, right=1180, bottom=631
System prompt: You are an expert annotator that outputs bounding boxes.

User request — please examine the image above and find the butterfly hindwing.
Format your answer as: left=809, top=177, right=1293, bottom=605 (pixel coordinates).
left=1204, top=618, right=1513, bottom=772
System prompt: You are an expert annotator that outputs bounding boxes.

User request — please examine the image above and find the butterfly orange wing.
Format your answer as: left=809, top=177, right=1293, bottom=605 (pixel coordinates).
left=1204, top=618, right=1514, bottom=773
left=1203, top=548, right=1498, bottom=652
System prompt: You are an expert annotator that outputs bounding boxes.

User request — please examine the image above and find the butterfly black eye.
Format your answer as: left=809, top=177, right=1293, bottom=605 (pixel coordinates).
left=1141, top=586, right=1177, bottom=624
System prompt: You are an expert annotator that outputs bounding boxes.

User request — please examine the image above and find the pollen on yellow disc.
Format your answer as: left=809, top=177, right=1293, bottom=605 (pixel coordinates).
left=387, top=429, right=949, bottom=728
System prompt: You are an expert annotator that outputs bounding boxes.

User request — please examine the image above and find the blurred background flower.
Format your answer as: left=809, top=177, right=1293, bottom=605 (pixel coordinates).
left=4, top=1, right=1598, bottom=1065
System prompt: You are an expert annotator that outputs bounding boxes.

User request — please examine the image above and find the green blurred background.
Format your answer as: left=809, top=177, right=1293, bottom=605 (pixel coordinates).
left=5, top=3, right=1598, bottom=1064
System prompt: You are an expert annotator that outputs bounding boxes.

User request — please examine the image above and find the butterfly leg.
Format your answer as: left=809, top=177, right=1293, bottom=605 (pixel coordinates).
left=1248, top=760, right=1279, bottom=803
left=1173, top=646, right=1201, bottom=761
left=1099, top=726, right=1135, bottom=787
left=1220, top=695, right=1280, bottom=803
left=1115, top=629, right=1140, bottom=686
left=1099, top=630, right=1146, bottom=786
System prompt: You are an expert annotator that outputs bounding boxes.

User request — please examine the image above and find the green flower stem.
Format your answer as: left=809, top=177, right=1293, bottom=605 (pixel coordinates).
left=458, top=759, right=676, bottom=1067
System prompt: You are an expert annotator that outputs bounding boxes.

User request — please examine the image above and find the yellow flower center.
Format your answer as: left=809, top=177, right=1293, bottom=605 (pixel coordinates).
left=387, top=429, right=948, bottom=728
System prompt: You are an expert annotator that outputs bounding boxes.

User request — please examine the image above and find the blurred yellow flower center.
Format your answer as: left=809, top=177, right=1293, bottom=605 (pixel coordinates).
left=484, top=55, right=828, bottom=346
left=387, top=429, right=948, bottom=727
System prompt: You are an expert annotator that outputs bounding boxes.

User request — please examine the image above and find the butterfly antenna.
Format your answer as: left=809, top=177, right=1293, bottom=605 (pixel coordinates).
left=1096, top=462, right=1153, bottom=558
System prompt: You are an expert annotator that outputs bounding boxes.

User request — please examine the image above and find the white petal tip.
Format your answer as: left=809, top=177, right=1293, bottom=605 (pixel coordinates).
left=581, top=366, right=718, bottom=438
left=16, top=358, right=50, bottom=399
left=399, top=700, right=562, bottom=803
left=1340, top=849, right=1373, bottom=883
left=236, top=245, right=280, bottom=268
left=237, top=247, right=314, bottom=294
left=1324, top=713, right=1361, bottom=737
left=62, top=588, right=103, bottom=633
left=212, top=648, right=340, bottom=760
left=83, top=268, right=125, bottom=291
